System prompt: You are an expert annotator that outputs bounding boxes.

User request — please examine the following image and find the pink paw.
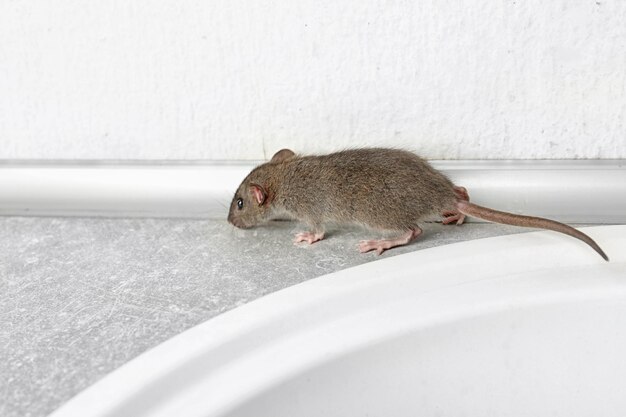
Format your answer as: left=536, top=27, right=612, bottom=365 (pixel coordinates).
left=442, top=211, right=466, bottom=225
left=358, top=229, right=422, bottom=255
left=293, top=231, right=325, bottom=245
left=358, top=240, right=388, bottom=255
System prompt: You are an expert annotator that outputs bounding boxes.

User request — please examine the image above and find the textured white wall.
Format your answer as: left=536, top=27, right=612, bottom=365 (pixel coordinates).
left=1, top=0, right=625, bottom=160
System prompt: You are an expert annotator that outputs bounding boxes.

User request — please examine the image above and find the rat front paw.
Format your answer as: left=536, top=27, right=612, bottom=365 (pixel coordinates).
left=293, top=231, right=325, bottom=245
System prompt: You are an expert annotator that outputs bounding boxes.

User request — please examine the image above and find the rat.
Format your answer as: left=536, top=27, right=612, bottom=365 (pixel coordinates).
left=227, top=148, right=608, bottom=261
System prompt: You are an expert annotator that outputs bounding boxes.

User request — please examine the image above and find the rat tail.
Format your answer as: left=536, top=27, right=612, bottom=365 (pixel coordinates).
left=456, top=201, right=609, bottom=261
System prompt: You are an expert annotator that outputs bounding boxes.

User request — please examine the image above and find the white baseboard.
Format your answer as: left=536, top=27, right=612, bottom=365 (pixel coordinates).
left=0, top=160, right=625, bottom=222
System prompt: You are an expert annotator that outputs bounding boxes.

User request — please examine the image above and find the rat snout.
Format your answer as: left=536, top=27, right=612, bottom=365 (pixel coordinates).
left=228, top=215, right=250, bottom=229
left=227, top=212, right=238, bottom=227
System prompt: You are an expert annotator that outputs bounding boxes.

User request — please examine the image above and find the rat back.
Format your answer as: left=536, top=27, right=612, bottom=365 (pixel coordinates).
left=275, top=148, right=457, bottom=231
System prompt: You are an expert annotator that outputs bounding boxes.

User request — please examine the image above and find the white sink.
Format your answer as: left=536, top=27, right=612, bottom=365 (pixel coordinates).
left=51, top=225, right=626, bottom=417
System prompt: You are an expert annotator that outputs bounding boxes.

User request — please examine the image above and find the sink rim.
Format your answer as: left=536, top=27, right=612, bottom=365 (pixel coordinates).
left=49, top=225, right=625, bottom=417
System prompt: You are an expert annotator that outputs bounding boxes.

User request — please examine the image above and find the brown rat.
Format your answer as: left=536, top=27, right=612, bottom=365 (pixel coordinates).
left=227, top=148, right=608, bottom=261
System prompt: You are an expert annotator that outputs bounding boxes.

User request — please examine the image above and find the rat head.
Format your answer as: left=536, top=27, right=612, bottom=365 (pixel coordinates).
left=227, top=181, right=270, bottom=229
left=227, top=149, right=295, bottom=229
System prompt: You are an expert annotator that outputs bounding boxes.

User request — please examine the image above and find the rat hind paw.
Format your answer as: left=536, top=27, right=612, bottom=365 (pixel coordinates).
left=293, top=231, right=325, bottom=245
left=358, top=228, right=422, bottom=255
left=442, top=211, right=466, bottom=225
left=358, top=240, right=392, bottom=255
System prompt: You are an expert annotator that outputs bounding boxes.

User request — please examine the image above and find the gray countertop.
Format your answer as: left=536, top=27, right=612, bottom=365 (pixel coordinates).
left=1, top=216, right=528, bottom=417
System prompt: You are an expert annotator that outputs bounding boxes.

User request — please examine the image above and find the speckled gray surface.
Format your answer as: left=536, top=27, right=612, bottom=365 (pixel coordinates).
left=0, top=216, right=528, bottom=417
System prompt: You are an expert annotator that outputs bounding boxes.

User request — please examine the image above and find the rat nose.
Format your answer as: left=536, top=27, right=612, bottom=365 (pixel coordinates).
left=228, top=216, right=247, bottom=229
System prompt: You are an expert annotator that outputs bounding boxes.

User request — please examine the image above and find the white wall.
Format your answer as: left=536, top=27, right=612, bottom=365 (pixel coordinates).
left=1, top=0, right=624, bottom=161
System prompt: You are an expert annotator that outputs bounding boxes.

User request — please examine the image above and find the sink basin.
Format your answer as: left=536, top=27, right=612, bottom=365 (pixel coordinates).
left=51, top=225, right=626, bottom=417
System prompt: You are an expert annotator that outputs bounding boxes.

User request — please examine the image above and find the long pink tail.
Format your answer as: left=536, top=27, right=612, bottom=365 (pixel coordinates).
left=456, top=201, right=609, bottom=261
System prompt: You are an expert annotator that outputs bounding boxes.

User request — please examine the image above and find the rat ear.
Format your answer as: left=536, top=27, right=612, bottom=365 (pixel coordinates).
left=249, top=184, right=267, bottom=205
left=270, top=149, right=295, bottom=163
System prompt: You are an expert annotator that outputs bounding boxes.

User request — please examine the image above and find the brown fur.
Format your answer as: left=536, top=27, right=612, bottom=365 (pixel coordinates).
left=228, top=148, right=608, bottom=260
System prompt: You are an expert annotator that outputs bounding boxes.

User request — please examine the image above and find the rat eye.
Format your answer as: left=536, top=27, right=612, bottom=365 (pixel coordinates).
left=236, top=198, right=244, bottom=210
